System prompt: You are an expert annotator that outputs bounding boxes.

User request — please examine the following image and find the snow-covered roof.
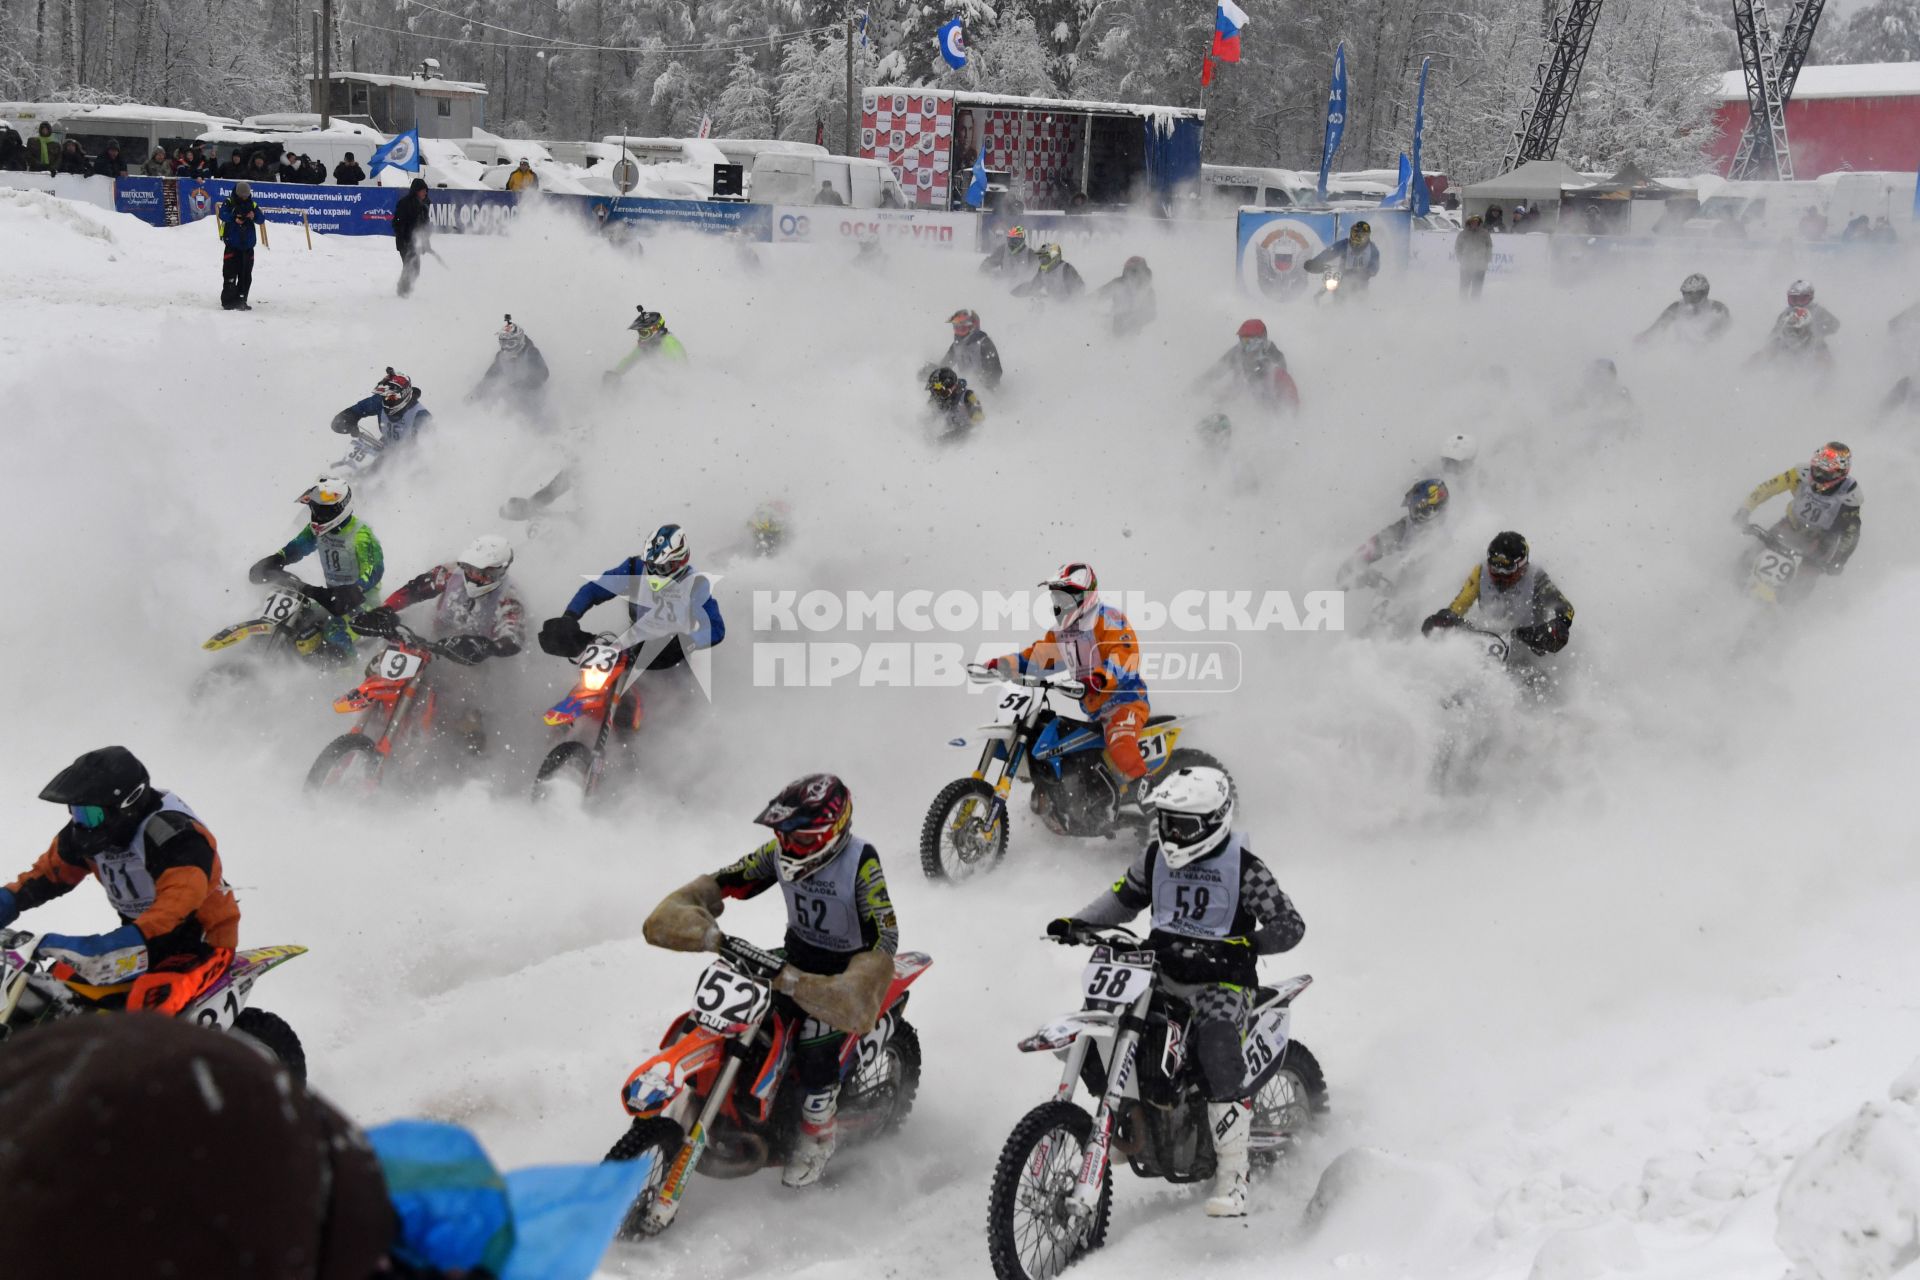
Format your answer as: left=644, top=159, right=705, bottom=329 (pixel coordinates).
left=241, top=113, right=383, bottom=137
left=1715, top=62, right=1920, bottom=102
left=0, top=100, right=237, bottom=128
left=318, top=71, right=487, bottom=97
left=866, top=86, right=1203, bottom=121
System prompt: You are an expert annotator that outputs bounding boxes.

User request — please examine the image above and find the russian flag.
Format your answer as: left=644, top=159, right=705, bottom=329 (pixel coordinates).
left=1211, top=0, right=1248, bottom=63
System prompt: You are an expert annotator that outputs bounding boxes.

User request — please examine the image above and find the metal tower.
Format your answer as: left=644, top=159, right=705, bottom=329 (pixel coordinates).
left=1729, top=0, right=1797, bottom=179
left=1728, top=0, right=1826, bottom=179
left=1502, top=0, right=1605, bottom=172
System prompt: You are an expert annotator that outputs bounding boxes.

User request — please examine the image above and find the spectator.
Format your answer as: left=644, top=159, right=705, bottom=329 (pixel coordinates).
left=1841, top=213, right=1871, bottom=242
left=142, top=147, right=172, bottom=177
left=217, top=180, right=260, bottom=311
left=1483, top=203, right=1505, bottom=233
left=393, top=177, right=433, bottom=298
left=333, top=152, right=366, bottom=185
left=92, top=140, right=128, bottom=178
left=1455, top=213, right=1494, bottom=299
left=26, top=122, right=58, bottom=172
left=300, top=154, right=323, bottom=183
left=1798, top=207, right=1828, bottom=240
left=277, top=150, right=300, bottom=183
left=0, top=123, right=25, bottom=171
left=1872, top=215, right=1898, bottom=244
left=814, top=179, right=845, bottom=206
left=247, top=152, right=274, bottom=185
left=505, top=158, right=539, bottom=192
left=54, top=139, right=92, bottom=175
left=217, top=149, right=244, bottom=179
left=190, top=144, right=216, bottom=178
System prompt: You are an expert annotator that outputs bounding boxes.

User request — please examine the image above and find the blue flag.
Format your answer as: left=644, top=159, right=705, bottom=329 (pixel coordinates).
left=368, top=128, right=422, bottom=178
left=966, top=148, right=988, bottom=207
left=937, top=17, right=968, bottom=69
left=1409, top=57, right=1431, bottom=216
left=1316, top=44, right=1346, bottom=205
left=857, top=13, right=870, bottom=47
left=1379, top=154, right=1410, bottom=207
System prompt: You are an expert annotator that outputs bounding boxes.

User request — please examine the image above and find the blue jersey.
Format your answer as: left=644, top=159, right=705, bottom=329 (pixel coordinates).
left=336, top=394, right=433, bottom=449
left=566, top=558, right=725, bottom=650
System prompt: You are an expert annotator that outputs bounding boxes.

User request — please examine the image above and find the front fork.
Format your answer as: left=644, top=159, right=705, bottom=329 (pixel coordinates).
left=646, top=1051, right=747, bottom=1233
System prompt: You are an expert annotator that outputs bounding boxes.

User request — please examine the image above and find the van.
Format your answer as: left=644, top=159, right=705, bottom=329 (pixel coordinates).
left=748, top=153, right=910, bottom=209
left=0, top=102, right=237, bottom=165
left=1199, top=164, right=1313, bottom=216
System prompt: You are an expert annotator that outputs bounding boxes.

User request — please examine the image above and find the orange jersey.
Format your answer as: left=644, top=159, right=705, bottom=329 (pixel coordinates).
left=1001, top=603, right=1147, bottom=717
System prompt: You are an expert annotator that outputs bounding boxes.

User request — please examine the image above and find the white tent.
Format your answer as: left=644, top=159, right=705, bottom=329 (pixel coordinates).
left=1459, top=158, right=1587, bottom=204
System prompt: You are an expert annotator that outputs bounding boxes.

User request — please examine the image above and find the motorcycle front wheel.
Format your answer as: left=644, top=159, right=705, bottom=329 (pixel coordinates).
left=919, top=778, right=1008, bottom=883
left=531, top=740, right=594, bottom=804
left=305, top=734, right=382, bottom=793
left=986, top=1100, right=1110, bottom=1280
left=604, top=1116, right=687, bottom=1239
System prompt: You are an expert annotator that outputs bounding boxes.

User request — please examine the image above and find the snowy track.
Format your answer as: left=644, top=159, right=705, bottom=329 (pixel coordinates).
left=7, top=184, right=1920, bottom=1277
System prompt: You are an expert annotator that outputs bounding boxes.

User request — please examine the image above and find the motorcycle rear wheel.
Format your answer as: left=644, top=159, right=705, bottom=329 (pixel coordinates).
left=1250, top=1038, right=1328, bottom=1165
left=846, top=1019, right=922, bottom=1135
left=532, top=740, right=594, bottom=804
left=604, top=1116, right=687, bottom=1239
left=920, top=778, right=1008, bottom=883
left=986, top=1099, right=1110, bottom=1280
left=234, top=1007, right=307, bottom=1086
left=305, top=734, right=382, bottom=793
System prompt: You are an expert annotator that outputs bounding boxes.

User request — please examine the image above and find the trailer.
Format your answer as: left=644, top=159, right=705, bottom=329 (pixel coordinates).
left=858, top=88, right=1203, bottom=212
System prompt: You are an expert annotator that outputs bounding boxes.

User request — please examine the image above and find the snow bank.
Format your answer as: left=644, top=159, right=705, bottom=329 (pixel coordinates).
left=0, top=185, right=124, bottom=247
left=1776, top=1101, right=1920, bottom=1279
left=1528, top=1219, right=1647, bottom=1279
left=1300, top=1147, right=1484, bottom=1268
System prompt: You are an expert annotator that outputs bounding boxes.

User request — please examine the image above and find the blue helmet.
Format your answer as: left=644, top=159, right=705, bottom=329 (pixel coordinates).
left=643, top=523, right=690, bottom=584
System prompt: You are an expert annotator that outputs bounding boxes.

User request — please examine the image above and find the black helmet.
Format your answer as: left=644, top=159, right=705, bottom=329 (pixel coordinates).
left=1681, top=273, right=1709, bottom=302
left=40, top=746, right=152, bottom=833
left=928, top=366, right=962, bottom=400
left=1487, top=532, right=1530, bottom=589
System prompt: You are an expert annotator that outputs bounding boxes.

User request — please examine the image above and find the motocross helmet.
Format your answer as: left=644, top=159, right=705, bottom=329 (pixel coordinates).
left=749, top=499, right=790, bottom=555
left=1404, top=478, right=1449, bottom=525
left=1681, top=273, right=1709, bottom=303
left=40, top=746, right=151, bottom=835
left=1441, top=431, right=1478, bottom=468
left=1122, top=255, right=1150, bottom=280
left=1808, top=442, right=1852, bottom=493
left=928, top=366, right=963, bottom=401
left=457, top=534, right=513, bottom=596
left=1041, top=562, right=1099, bottom=630
left=1149, top=766, right=1234, bottom=869
left=299, top=476, right=354, bottom=536
left=1236, top=317, right=1269, bottom=357
left=1349, top=220, right=1372, bottom=245
left=1006, top=225, right=1027, bottom=250
left=497, top=314, right=528, bottom=354
left=642, top=523, right=690, bottom=588
left=375, top=368, right=416, bottom=412
left=1487, top=531, right=1530, bottom=590
left=1036, top=243, right=1063, bottom=270
left=1787, top=279, right=1814, bottom=308
left=757, top=773, right=854, bottom=883
left=948, top=308, right=979, bottom=339
left=629, top=307, right=666, bottom=341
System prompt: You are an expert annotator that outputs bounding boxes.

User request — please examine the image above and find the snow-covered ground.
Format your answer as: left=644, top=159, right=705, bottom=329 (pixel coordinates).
left=5, top=184, right=1920, bottom=1278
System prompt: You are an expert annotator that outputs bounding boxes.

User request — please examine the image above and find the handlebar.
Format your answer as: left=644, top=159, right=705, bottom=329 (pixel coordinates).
left=716, top=935, right=786, bottom=980
left=967, top=662, right=1087, bottom=700
left=1047, top=923, right=1140, bottom=948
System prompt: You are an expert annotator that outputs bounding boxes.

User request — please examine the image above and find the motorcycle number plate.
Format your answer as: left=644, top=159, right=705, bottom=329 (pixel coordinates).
left=690, top=962, right=772, bottom=1032
left=370, top=646, right=424, bottom=681
left=996, top=690, right=1033, bottom=722
left=578, top=641, right=621, bottom=673
left=261, top=589, right=303, bottom=625
left=1081, top=958, right=1152, bottom=1006
left=1753, top=548, right=1800, bottom=587
left=1243, top=1007, right=1291, bottom=1079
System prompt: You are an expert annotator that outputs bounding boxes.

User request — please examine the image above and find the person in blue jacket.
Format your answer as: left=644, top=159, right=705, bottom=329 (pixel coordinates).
left=216, top=181, right=259, bottom=311
left=1305, top=220, right=1382, bottom=294
left=537, top=523, right=724, bottom=728
left=329, top=367, right=433, bottom=472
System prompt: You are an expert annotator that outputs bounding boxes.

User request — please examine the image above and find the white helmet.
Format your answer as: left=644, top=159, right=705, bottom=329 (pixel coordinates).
left=1149, top=765, right=1234, bottom=868
left=299, top=477, right=354, bottom=535
left=1040, top=562, right=1099, bottom=630
left=458, top=534, right=514, bottom=595
left=1441, top=431, right=1478, bottom=464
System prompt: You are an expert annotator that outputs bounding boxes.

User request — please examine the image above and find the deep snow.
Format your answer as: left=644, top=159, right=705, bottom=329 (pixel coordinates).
left=5, top=185, right=1920, bottom=1277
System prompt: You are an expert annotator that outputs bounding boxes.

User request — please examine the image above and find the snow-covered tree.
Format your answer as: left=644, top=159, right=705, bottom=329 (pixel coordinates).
left=1824, top=0, right=1920, bottom=62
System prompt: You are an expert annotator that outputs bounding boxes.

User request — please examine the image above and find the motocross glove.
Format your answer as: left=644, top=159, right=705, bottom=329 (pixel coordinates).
left=248, top=552, right=288, bottom=585
left=438, top=634, right=493, bottom=665
left=352, top=606, right=400, bottom=638
left=1732, top=507, right=1755, bottom=528
left=1420, top=610, right=1461, bottom=636
left=1513, top=622, right=1550, bottom=653
left=488, top=636, right=523, bottom=658
left=329, top=411, right=359, bottom=435
left=1084, top=669, right=1111, bottom=694
left=1046, top=917, right=1089, bottom=944
left=538, top=614, right=591, bottom=659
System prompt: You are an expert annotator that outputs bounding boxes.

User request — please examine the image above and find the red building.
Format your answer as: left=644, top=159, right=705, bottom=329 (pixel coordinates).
left=1710, top=62, right=1920, bottom=176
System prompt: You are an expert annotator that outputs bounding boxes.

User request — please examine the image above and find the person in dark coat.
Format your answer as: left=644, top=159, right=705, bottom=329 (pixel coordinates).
left=333, top=153, right=366, bottom=185
left=392, top=178, right=433, bottom=298
left=1455, top=214, right=1494, bottom=299
left=301, top=155, right=326, bottom=184
left=25, top=122, right=58, bottom=172
left=54, top=139, right=92, bottom=175
left=217, top=181, right=260, bottom=311
left=92, top=140, right=129, bottom=178
left=0, top=123, right=26, bottom=171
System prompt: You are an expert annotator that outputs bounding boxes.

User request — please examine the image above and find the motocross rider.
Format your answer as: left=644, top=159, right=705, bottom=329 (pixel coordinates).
left=1046, top=765, right=1305, bottom=1218
left=468, top=314, right=549, bottom=409
left=537, top=523, right=725, bottom=728
left=604, top=306, right=688, bottom=381
left=352, top=534, right=527, bottom=755
left=248, top=476, right=384, bottom=661
left=642, top=774, right=898, bottom=1189
left=0, top=747, right=240, bottom=1014
left=1336, top=478, right=1450, bottom=595
left=938, top=309, right=1003, bottom=390
left=1422, top=532, right=1575, bottom=693
left=979, top=224, right=1036, bottom=280
left=1095, top=255, right=1157, bottom=337
left=1749, top=307, right=1834, bottom=372
left=1770, top=279, right=1840, bottom=340
left=329, top=367, right=432, bottom=471
left=926, top=366, right=985, bottom=437
left=1203, top=319, right=1301, bottom=413
left=987, top=563, right=1150, bottom=819
left=1637, top=273, right=1730, bottom=343
left=1732, top=442, right=1862, bottom=589
left=1011, top=243, right=1085, bottom=301
left=1304, top=220, right=1381, bottom=293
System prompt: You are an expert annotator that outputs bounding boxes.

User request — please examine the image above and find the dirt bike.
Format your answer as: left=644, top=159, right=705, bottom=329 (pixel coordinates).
left=985, top=925, right=1325, bottom=1280
left=1742, top=522, right=1808, bottom=605
left=602, top=936, right=931, bottom=1237
left=0, top=927, right=310, bottom=1083
left=920, top=664, right=1229, bottom=883
left=305, top=621, right=471, bottom=792
left=1316, top=259, right=1345, bottom=302
left=532, top=631, right=637, bottom=803
left=1428, top=620, right=1530, bottom=793
left=196, top=568, right=343, bottom=697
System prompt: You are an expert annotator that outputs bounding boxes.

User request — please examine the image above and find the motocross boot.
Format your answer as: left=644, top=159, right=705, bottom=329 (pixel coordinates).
left=783, top=1087, right=840, bottom=1189
left=1205, top=1099, right=1252, bottom=1217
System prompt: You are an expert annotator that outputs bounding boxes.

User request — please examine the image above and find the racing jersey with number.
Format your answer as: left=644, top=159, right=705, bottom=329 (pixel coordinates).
left=711, top=836, right=898, bottom=976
